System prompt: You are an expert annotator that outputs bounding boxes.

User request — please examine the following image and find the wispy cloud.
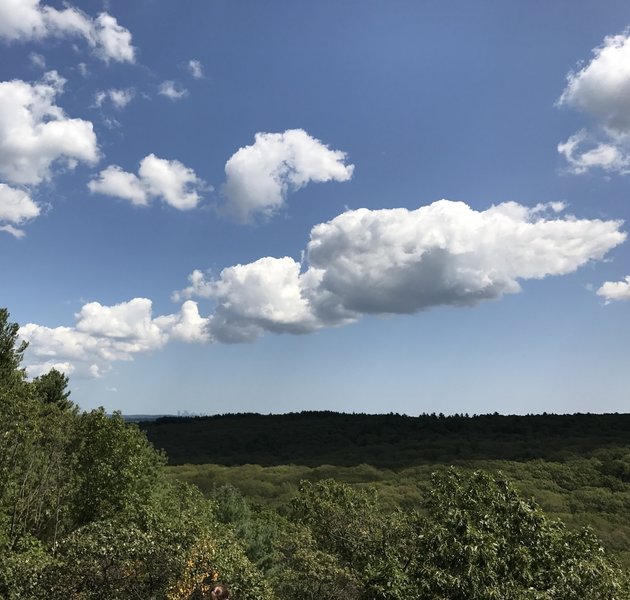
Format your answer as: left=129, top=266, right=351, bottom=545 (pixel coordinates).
left=159, top=80, right=188, bottom=100
left=187, top=59, right=203, bottom=79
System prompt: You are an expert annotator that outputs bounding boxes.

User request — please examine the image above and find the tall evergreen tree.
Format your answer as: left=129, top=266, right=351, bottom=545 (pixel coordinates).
left=0, top=308, right=27, bottom=383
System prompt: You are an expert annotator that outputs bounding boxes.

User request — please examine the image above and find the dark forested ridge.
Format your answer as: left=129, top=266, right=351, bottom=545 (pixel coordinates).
left=140, top=411, right=630, bottom=466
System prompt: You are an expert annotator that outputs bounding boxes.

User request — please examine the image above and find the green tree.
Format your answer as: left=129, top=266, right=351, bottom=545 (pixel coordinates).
left=0, top=308, right=27, bottom=383
left=32, top=369, right=73, bottom=411
left=279, top=472, right=630, bottom=600
left=69, top=409, right=166, bottom=526
left=408, top=469, right=629, bottom=599
left=0, top=307, right=272, bottom=600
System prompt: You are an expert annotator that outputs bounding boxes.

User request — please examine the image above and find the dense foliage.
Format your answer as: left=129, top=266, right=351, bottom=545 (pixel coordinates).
left=1, top=307, right=629, bottom=598
left=0, top=309, right=271, bottom=600
left=205, top=476, right=630, bottom=599
left=170, top=453, right=630, bottom=568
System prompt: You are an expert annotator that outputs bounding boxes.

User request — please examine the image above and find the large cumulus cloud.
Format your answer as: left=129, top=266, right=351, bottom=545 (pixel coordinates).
left=22, top=199, right=625, bottom=377
left=176, top=199, right=626, bottom=341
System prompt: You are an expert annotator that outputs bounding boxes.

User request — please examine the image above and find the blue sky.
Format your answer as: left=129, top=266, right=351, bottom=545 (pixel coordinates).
left=1, top=0, right=629, bottom=415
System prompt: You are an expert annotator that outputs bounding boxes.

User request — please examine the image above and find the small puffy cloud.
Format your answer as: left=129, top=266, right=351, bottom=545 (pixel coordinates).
left=0, top=71, right=98, bottom=185
left=88, top=154, right=206, bottom=210
left=88, top=165, right=147, bottom=206
left=558, top=28, right=630, bottom=174
left=558, top=131, right=630, bottom=175
left=187, top=59, right=203, bottom=79
left=559, top=28, right=630, bottom=135
left=94, top=88, right=135, bottom=109
left=91, top=12, right=135, bottom=63
left=596, top=275, right=630, bottom=303
left=0, top=183, right=40, bottom=237
left=531, top=201, right=566, bottom=214
left=222, top=129, right=354, bottom=222
left=138, top=154, right=203, bottom=210
left=0, top=183, right=40, bottom=223
left=20, top=298, right=208, bottom=378
left=159, top=80, right=188, bottom=100
left=175, top=199, right=626, bottom=342
left=0, top=1, right=135, bottom=63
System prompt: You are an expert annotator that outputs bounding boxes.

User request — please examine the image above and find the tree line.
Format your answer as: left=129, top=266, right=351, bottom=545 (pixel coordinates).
left=140, top=410, right=630, bottom=467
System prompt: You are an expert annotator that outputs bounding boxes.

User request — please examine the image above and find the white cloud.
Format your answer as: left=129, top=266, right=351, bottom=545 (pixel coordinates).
left=0, top=0, right=88, bottom=41
left=0, top=183, right=40, bottom=224
left=159, top=80, right=188, bottom=100
left=0, top=71, right=98, bottom=185
left=172, top=269, right=214, bottom=302
left=531, top=201, right=566, bottom=214
left=222, top=129, right=354, bottom=222
left=21, top=200, right=626, bottom=377
left=176, top=199, right=626, bottom=341
left=596, top=275, right=630, bottom=303
left=138, top=154, right=203, bottom=210
left=26, top=360, right=75, bottom=378
left=94, top=87, right=135, bottom=109
left=558, top=131, right=630, bottom=175
left=206, top=257, right=321, bottom=343
left=88, top=165, right=147, bottom=206
left=0, top=224, right=26, bottom=239
left=29, top=52, right=46, bottom=69
left=75, top=298, right=168, bottom=345
left=20, top=298, right=208, bottom=378
left=559, top=29, right=630, bottom=135
left=0, top=1, right=135, bottom=63
left=91, top=12, right=135, bottom=64
left=155, top=301, right=210, bottom=343
left=89, top=154, right=206, bottom=210
left=187, top=59, right=203, bottom=79
left=558, top=28, right=630, bottom=174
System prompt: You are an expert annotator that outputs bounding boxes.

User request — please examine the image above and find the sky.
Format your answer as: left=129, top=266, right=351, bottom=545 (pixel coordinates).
left=1, top=0, right=630, bottom=416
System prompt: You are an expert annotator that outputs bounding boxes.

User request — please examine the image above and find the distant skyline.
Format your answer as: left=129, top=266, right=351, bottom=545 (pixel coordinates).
left=1, top=0, right=629, bottom=415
